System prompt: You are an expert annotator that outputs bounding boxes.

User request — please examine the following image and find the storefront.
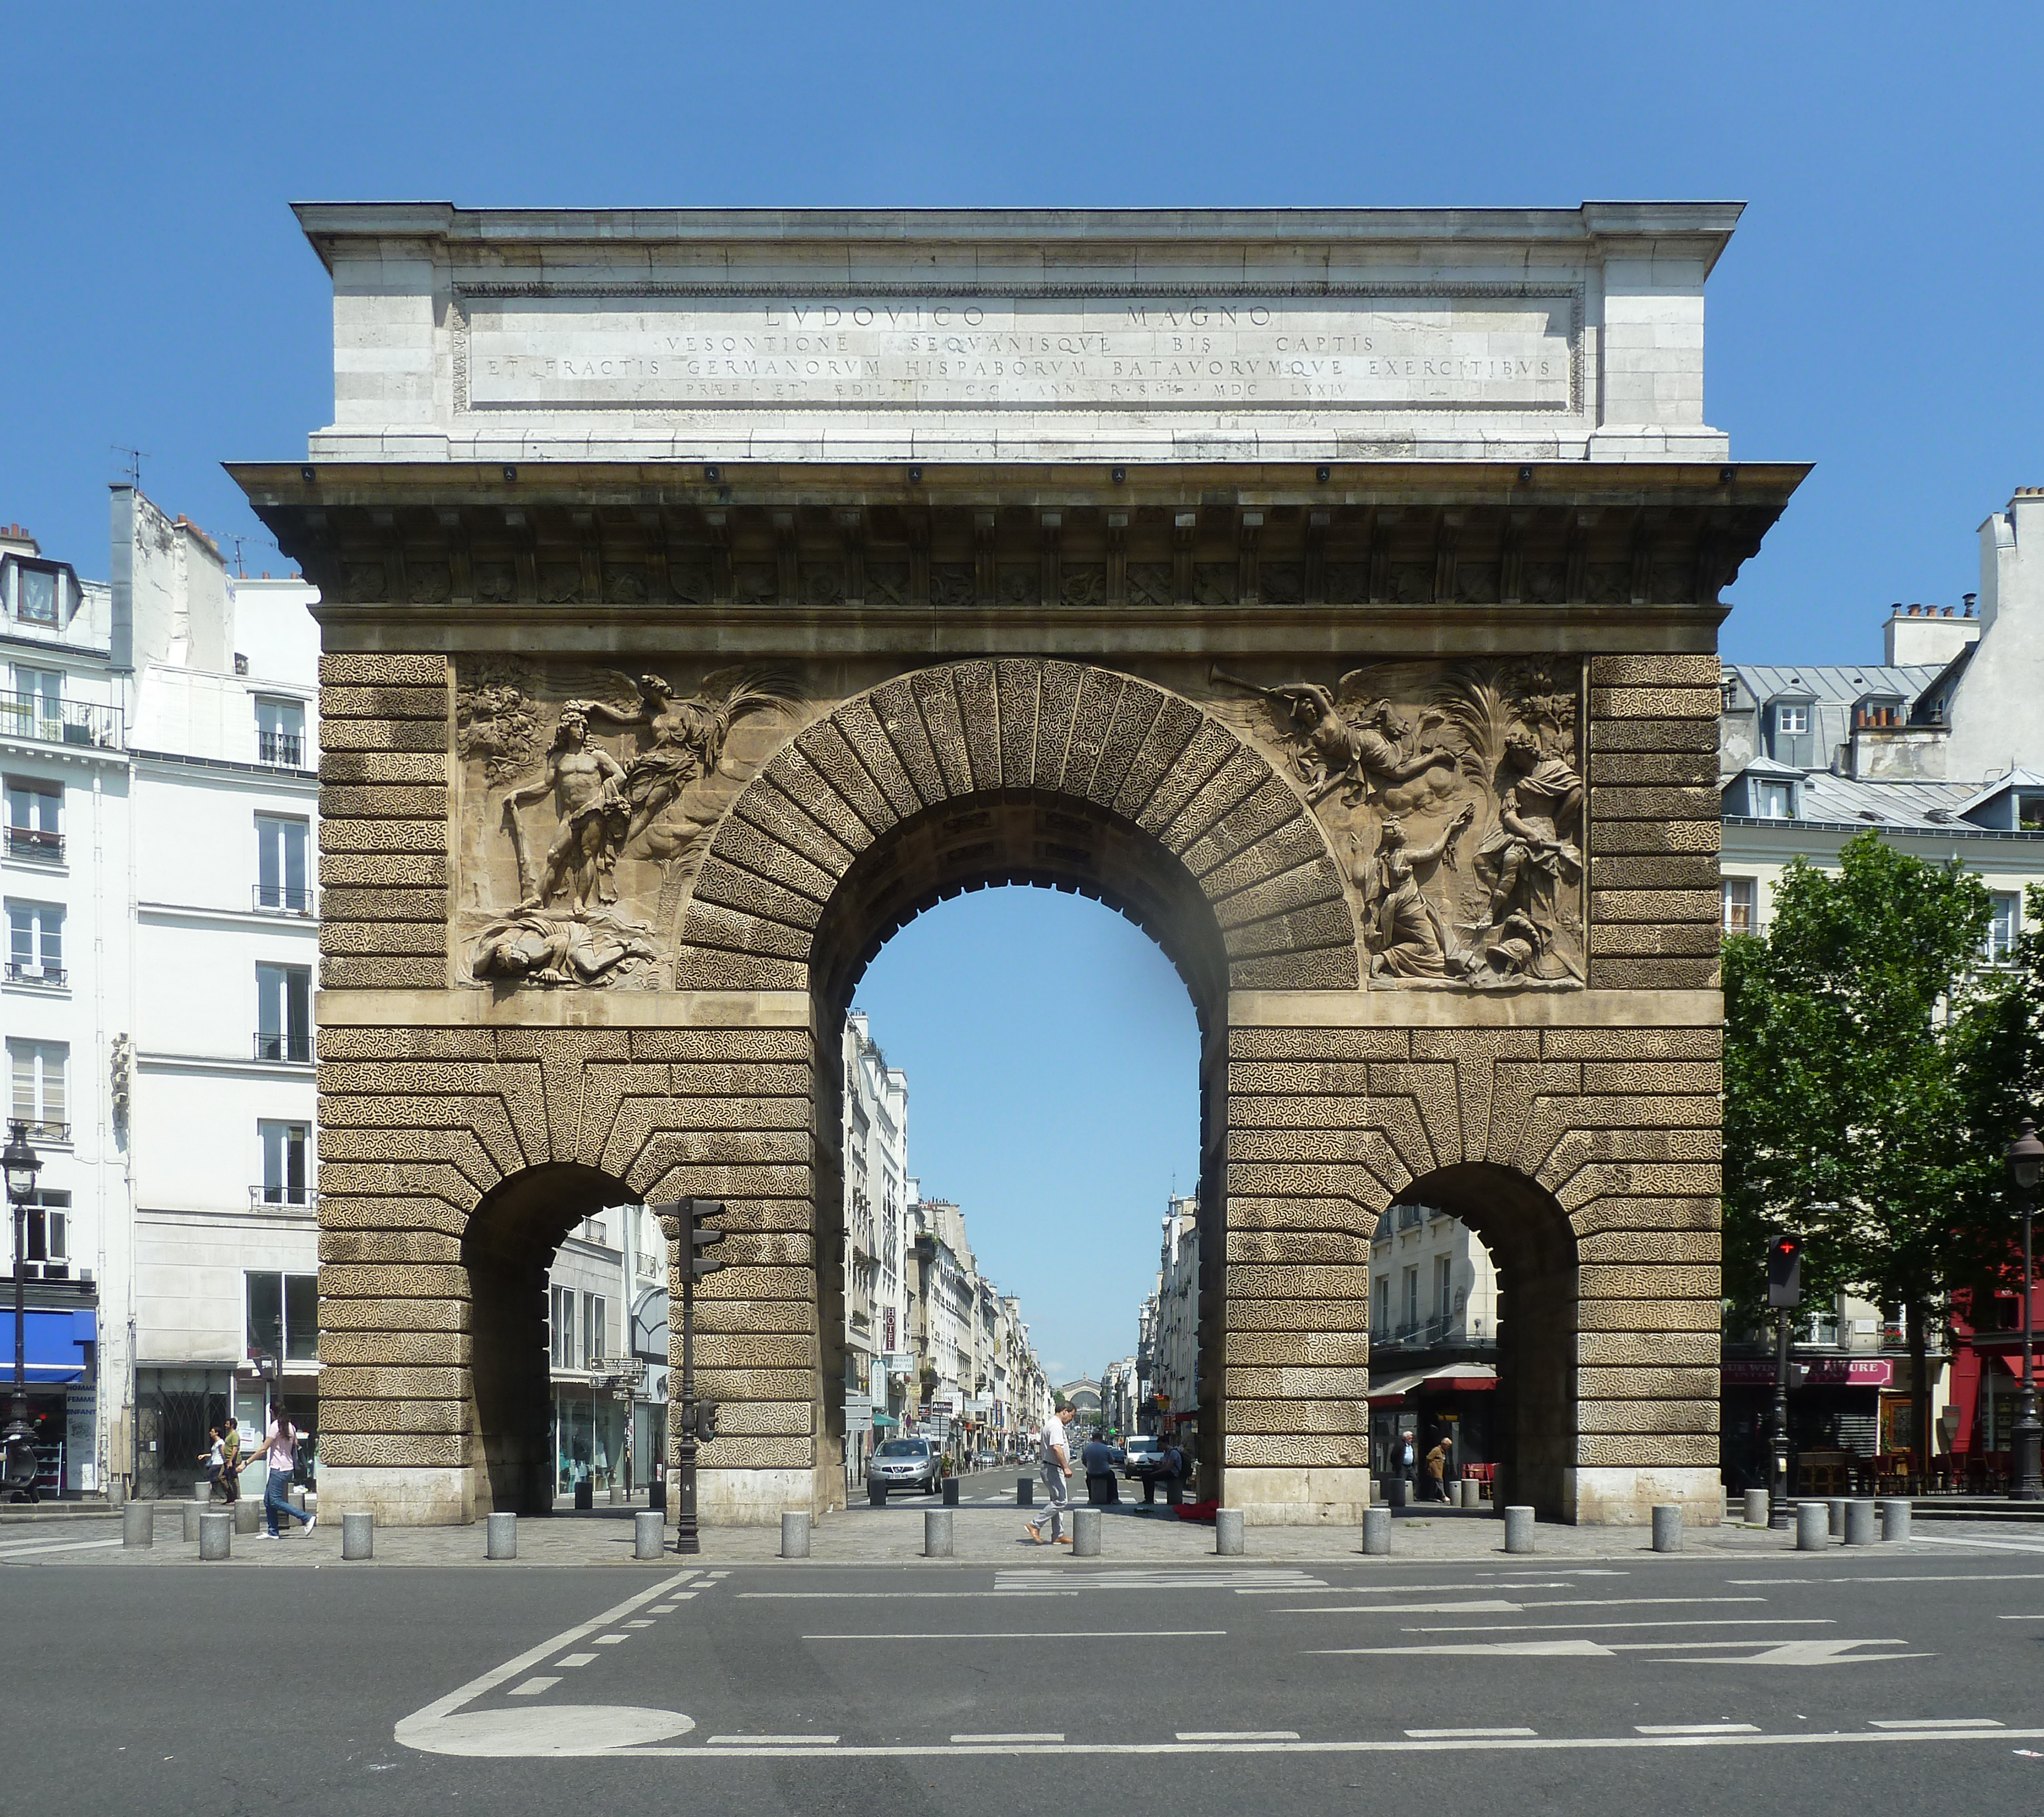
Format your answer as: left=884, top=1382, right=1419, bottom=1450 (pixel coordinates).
left=1368, top=1363, right=1496, bottom=1485
left=1719, top=1357, right=1895, bottom=1490
left=553, top=1383, right=626, bottom=1497
left=9, top=1297, right=98, bottom=1496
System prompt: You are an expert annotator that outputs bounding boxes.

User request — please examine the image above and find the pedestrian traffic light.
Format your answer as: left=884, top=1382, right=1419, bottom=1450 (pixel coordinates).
left=1766, top=1233, right=1803, bottom=1309
left=694, top=1400, right=720, bottom=1441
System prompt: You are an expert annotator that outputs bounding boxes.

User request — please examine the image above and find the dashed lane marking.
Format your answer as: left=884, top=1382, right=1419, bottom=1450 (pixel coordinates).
left=740, top=1590, right=1079, bottom=1599
left=1179, top=1731, right=1300, bottom=1741
left=1402, top=1619, right=1833, bottom=1634
left=953, top=1732, right=1066, bottom=1743
left=555, top=1653, right=597, bottom=1668
left=802, top=1629, right=1228, bottom=1642
left=1407, top=1727, right=1538, bottom=1739
left=1731, top=1573, right=2044, bottom=1585
left=1637, top=1724, right=1758, bottom=1735
left=1869, top=1718, right=2001, bottom=1729
left=509, top=1678, right=559, bottom=1697
left=707, top=1735, right=837, bottom=1745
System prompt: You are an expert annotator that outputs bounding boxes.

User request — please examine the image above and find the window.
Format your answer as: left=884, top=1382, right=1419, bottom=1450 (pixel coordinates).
left=255, top=815, right=311, bottom=913
left=255, top=697, right=305, bottom=767
left=258, top=1120, right=310, bottom=1207
left=3, top=778, right=61, bottom=860
left=23, top=1188, right=69, bottom=1276
left=1722, top=876, right=1756, bottom=935
left=8, top=1039, right=66, bottom=1139
left=550, top=1283, right=577, bottom=1370
left=583, top=1292, right=608, bottom=1368
left=1754, top=781, right=1794, bottom=820
left=1775, top=704, right=1808, bottom=735
left=246, top=1271, right=319, bottom=1363
left=6, top=899, right=63, bottom=984
left=1436, top=1255, right=1455, bottom=1321
left=1373, top=1275, right=1389, bottom=1337
left=1402, top=1267, right=1419, bottom=1330
left=15, top=563, right=60, bottom=626
left=6, top=667, right=62, bottom=743
left=1986, top=891, right=2021, bottom=965
left=256, top=962, right=312, bottom=1061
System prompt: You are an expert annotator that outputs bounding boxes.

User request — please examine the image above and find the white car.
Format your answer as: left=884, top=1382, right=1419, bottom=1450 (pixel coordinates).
left=1121, top=1434, right=1165, bottom=1481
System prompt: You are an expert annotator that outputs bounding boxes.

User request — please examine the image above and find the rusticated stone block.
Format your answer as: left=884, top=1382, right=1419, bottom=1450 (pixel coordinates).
left=671, top=948, right=808, bottom=992
left=1542, top=1027, right=1721, bottom=1061
left=320, top=717, right=449, bottom=753
left=710, top=1401, right=816, bottom=1438
left=1590, top=654, right=1720, bottom=686
left=1221, top=1434, right=1370, bottom=1469
left=1568, top=1195, right=1721, bottom=1236
left=317, top=1195, right=468, bottom=1237
left=1575, top=1330, right=1720, bottom=1367
left=317, top=1366, right=468, bottom=1400
left=319, top=1262, right=471, bottom=1299
left=1591, top=924, right=1725, bottom=957
left=636, top=1164, right=811, bottom=1201
left=664, top=1062, right=811, bottom=1097
left=1591, top=819, right=1721, bottom=856
left=1225, top=1196, right=1379, bottom=1236
left=1230, top=1028, right=1413, bottom=1062
left=321, top=922, right=449, bottom=956
left=627, top=1028, right=810, bottom=1062
left=1589, top=718, right=1721, bottom=753
left=1574, top=1296, right=1722, bottom=1333
left=692, top=1436, right=815, bottom=1470
left=1580, top=1061, right=1722, bottom=1094
left=1589, top=685, right=1720, bottom=719
left=1226, top=1165, right=1394, bottom=1207
left=319, top=1329, right=472, bottom=1368
left=1224, top=1330, right=1371, bottom=1367
left=1590, top=890, right=1719, bottom=924
left=1574, top=1367, right=1721, bottom=1400
left=319, top=684, right=450, bottom=719
left=1225, top=1296, right=1369, bottom=1332
left=318, top=1398, right=468, bottom=1434
left=691, top=1333, right=818, bottom=1370
left=682, top=902, right=815, bottom=962
left=1225, top=1264, right=1372, bottom=1300
left=316, top=1028, right=493, bottom=1062
left=691, top=1300, right=816, bottom=1335
left=320, top=852, right=447, bottom=887
left=319, top=786, right=449, bottom=819
left=320, top=751, right=446, bottom=785
left=320, top=888, right=450, bottom=921
left=1577, top=1229, right=1721, bottom=1265
left=693, top=1369, right=818, bottom=1400
left=1225, top=1366, right=1369, bottom=1399
left=320, top=818, right=449, bottom=854
left=317, top=1433, right=467, bottom=1469
left=1590, top=854, right=1721, bottom=890
left=1576, top=1399, right=1721, bottom=1435
left=1224, top=1398, right=1367, bottom=1435
left=1591, top=785, right=1721, bottom=820
left=318, top=1295, right=470, bottom=1333
left=1587, top=751, right=1719, bottom=787
left=676, top=1264, right=814, bottom=1301
left=320, top=652, right=448, bottom=686
left=1223, top=1231, right=1372, bottom=1266
left=1589, top=957, right=1722, bottom=989
left=1575, top=1433, right=1719, bottom=1467
left=319, top=1230, right=464, bottom=1266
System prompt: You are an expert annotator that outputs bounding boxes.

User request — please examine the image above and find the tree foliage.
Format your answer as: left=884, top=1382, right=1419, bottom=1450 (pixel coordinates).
left=1722, top=834, right=2034, bottom=1325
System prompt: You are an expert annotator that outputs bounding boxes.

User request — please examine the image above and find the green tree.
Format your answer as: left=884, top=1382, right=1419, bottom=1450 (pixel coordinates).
left=1723, top=833, right=2031, bottom=1464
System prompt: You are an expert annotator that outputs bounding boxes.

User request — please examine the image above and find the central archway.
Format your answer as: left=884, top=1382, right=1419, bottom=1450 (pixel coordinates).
left=673, top=657, right=1359, bottom=1514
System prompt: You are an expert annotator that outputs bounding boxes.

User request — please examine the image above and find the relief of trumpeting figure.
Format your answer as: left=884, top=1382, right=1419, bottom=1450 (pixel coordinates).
left=1213, top=667, right=1459, bottom=806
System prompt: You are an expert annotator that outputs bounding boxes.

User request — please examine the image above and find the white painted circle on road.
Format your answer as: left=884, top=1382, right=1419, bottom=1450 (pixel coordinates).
left=404, top=1705, right=696, bottom=1756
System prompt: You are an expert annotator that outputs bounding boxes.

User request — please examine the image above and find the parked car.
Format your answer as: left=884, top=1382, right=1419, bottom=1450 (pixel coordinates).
left=869, top=1437, right=943, bottom=1495
left=1121, top=1434, right=1165, bottom=1481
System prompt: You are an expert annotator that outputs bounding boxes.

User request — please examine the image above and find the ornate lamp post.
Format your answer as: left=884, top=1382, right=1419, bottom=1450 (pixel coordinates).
left=2007, top=1119, right=2043, bottom=1503
left=3, top=1120, right=44, bottom=1495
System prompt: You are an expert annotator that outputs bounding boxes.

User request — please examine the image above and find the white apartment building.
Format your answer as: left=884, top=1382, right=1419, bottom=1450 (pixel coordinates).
left=546, top=1201, right=669, bottom=1501
left=840, top=1011, right=908, bottom=1480
left=1147, top=1194, right=1200, bottom=1455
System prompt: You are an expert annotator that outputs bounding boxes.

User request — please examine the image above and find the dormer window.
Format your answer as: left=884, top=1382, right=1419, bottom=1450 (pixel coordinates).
left=1768, top=700, right=1815, bottom=767
left=1754, top=781, right=1795, bottom=820
left=16, top=562, right=60, bottom=625
left=1775, top=704, right=1807, bottom=735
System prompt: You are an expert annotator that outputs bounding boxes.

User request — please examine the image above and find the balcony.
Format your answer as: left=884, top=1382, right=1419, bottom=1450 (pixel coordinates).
left=257, top=731, right=305, bottom=767
left=4, top=827, right=64, bottom=863
left=4, top=962, right=66, bottom=988
left=12, top=1120, right=68, bottom=1145
left=252, top=884, right=316, bottom=916
left=250, top=1185, right=317, bottom=1212
left=0, top=690, right=123, bottom=751
left=254, top=1032, right=315, bottom=1064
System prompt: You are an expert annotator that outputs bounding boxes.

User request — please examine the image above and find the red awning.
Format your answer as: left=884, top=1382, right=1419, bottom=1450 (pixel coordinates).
left=1421, top=1374, right=1498, bottom=1393
left=1987, top=1352, right=2041, bottom=1380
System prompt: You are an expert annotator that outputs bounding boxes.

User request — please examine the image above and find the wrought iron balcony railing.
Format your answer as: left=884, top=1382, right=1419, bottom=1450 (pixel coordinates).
left=254, top=1031, right=315, bottom=1063
left=0, top=689, right=123, bottom=750
left=252, top=884, right=316, bottom=916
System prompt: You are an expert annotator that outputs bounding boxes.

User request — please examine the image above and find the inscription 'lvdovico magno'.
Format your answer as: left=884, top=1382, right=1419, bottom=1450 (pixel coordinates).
left=464, top=294, right=1574, bottom=411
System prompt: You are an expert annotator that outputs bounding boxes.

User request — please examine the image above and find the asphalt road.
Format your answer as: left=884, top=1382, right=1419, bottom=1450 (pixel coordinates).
left=7, top=1525, right=2044, bottom=1815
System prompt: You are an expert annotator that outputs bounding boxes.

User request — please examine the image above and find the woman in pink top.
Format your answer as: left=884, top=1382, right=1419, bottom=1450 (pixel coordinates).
left=258, top=1402, right=315, bottom=1540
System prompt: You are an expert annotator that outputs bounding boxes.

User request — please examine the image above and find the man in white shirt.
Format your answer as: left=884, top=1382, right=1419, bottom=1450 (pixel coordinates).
left=1024, top=1405, right=1078, bottom=1546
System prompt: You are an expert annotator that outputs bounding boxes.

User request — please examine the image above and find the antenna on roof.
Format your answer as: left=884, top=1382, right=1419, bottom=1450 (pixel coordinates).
left=112, top=445, right=146, bottom=488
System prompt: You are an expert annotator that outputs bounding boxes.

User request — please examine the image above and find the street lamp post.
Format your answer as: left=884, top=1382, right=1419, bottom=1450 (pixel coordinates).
left=4, top=1120, right=45, bottom=1498
left=2007, top=1119, right=2043, bottom=1504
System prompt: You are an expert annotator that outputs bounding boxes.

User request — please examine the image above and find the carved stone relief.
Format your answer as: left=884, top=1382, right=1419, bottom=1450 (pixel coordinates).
left=454, top=663, right=801, bottom=989
left=1212, top=659, right=1584, bottom=987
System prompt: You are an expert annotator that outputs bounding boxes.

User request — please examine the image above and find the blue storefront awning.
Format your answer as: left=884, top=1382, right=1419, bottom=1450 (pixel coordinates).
left=8, top=1307, right=96, bottom=1382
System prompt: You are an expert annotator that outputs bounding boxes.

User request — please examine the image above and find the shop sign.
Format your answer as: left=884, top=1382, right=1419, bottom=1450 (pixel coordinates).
left=1722, top=1358, right=1893, bottom=1387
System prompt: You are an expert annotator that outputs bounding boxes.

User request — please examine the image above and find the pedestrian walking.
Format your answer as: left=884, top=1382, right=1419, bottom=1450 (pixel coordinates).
left=221, top=1418, right=244, bottom=1503
left=202, top=1427, right=225, bottom=1502
left=1024, top=1405, right=1078, bottom=1546
left=1424, top=1436, right=1450, bottom=1502
left=1397, top=1431, right=1416, bottom=1488
left=256, top=1401, right=316, bottom=1539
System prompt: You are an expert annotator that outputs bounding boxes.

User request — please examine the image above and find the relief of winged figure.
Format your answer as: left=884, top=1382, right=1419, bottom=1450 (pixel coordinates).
left=1212, top=665, right=1460, bottom=806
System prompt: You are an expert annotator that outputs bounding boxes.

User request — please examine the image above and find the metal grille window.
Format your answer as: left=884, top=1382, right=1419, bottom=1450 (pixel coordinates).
left=256, top=962, right=312, bottom=1061
left=246, top=1271, right=319, bottom=1363
left=7, top=1038, right=66, bottom=1138
left=258, top=1120, right=310, bottom=1206
left=255, top=697, right=306, bottom=767
left=255, top=815, right=311, bottom=912
left=6, top=899, right=63, bottom=983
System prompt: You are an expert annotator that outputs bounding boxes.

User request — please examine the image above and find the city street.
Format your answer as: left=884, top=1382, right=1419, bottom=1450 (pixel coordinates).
left=6, top=1514, right=2043, bottom=1815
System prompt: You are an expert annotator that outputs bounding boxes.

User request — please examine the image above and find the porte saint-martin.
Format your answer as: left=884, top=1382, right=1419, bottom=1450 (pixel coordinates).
left=231, top=204, right=1804, bottom=1532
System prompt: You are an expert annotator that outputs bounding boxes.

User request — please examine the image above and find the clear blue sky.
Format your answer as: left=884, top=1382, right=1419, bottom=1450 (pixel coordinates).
left=8, top=4, right=2040, bottom=1372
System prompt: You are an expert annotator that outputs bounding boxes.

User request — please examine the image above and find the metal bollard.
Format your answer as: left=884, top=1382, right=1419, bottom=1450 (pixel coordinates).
left=1016, top=1475, right=1033, bottom=1508
left=781, top=1510, right=811, bottom=1558
left=1743, top=1487, right=1769, bottom=1525
left=1387, top=1476, right=1410, bottom=1509
left=123, top=1500, right=153, bottom=1548
left=1216, top=1508, right=1245, bottom=1556
left=184, top=1498, right=206, bottom=1542
left=868, top=1479, right=887, bottom=1508
left=1795, top=1501, right=1828, bottom=1551
left=942, top=1477, right=960, bottom=1507
left=1843, top=1499, right=1877, bottom=1546
left=199, top=1511, right=232, bottom=1561
left=485, top=1512, right=518, bottom=1559
left=634, top=1510, right=663, bottom=1560
left=923, top=1508, right=952, bottom=1558
left=1073, top=1506, right=1101, bottom=1556
left=1362, top=1506, right=1391, bottom=1556
left=1827, top=1497, right=1846, bottom=1538
left=342, top=1512, right=375, bottom=1560
left=1651, top=1505, right=1683, bottom=1553
left=1503, top=1505, right=1535, bottom=1554
left=1879, top=1497, right=1912, bottom=1543
left=233, top=1498, right=261, bottom=1535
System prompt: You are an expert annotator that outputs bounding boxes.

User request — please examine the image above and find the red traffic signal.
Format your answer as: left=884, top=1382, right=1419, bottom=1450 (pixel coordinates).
left=1766, top=1233, right=1803, bottom=1310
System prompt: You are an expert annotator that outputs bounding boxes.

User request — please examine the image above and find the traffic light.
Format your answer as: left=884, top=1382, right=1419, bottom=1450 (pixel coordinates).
left=650, top=1198, right=728, bottom=1280
left=693, top=1400, right=720, bottom=1441
left=1766, top=1233, right=1803, bottom=1309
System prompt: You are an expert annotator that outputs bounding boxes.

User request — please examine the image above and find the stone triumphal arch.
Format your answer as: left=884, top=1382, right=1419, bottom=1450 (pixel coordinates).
left=235, top=204, right=1802, bottom=1527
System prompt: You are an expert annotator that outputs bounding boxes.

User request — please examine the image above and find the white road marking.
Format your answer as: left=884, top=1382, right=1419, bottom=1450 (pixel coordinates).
left=995, top=1569, right=1326, bottom=1590
left=1407, top=1727, right=1537, bottom=1739
left=0, top=1537, right=123, bottom=1559
left=1637, top=1723, right=1759, bottom=1735
left=651, top=1605, right=678, bottom=1613
left=953, top=1732, right=1066, bottom=1743
left=508, top=1678, right=559, bottom=1697
left=1999, top=1614, right=2044, bottom=1619
left=706, top=1735, right=837, bottom=1745
left=803, top=1629, right=1226, bottom=1641
left=1318, top=1639, right=1614, bottom=1657
left=1404, top=1619, right=1833, bottom=1634
left=1868, top=1718, right=2001, bottom=1730
left=624, top=1620, right=654, bottom=1628
left=1179, top=1730, right=1301, bottom=1741
left=740, top=1591, right=1078, bottom=1600
left=669, top=1591, right=698, bottom=1600
left=593, top=1635, right=628, bottom=1646
left=1676, top=1640, right=1927, bottom=1665
left=1894, top=1534, right=2044, bottom=1555
left=1295, top=1597, right=1764, bottom=1617
left=1732, top=1573, right=2044, bottom=1585
left=1298, top=1600, right=1526, bottom=1615
left=555, top=1653, right=597, bottom=1668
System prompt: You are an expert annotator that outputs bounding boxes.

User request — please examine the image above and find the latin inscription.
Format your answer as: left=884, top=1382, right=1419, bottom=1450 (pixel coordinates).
left=464, top=295, right=1573, bottom=411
